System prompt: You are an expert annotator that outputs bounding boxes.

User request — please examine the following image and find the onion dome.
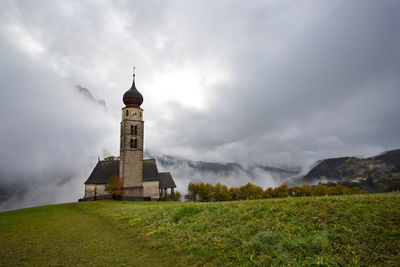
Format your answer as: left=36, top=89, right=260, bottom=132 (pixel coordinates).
left=123, top=74, right=143, bottom=107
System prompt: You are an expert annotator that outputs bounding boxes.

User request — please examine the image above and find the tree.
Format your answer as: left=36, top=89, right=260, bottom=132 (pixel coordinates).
left=229, top=187, right=239, bottom=200
left=334, top=184, right=351, bottom=195
left=105, top=175, right=124, bottom=200
left=104, top=156, right=116, bottom=161
left=301, top=184, right=314, bottom=196
left=174, top=191, right=182, bottom=201
left=238, top=183, right=263, bottom=200
left=198, top=183, right=214, bottom=202
left=185, top=182, right=199, bottom=201
left=249, top=183, right=264, bottom=199
left=167, top=191, right=182, bottom=201
left=263, top=187, right=274, bottom=199
left=213, top=182, right=231, bottom=201
left=314, top=183, right=329, bottom=196
left=350, top=187, right=367, bottom=194
left=289, top=185, right=313, bottom=197
left=273, top=184, right=289, bottom=198
left=183, top=181, right=365, bottom=202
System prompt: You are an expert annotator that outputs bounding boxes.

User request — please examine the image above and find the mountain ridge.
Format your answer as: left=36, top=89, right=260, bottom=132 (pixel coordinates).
left=302, top=149, right=400, bottom=182
left=151, top=154, right=300, bottom=181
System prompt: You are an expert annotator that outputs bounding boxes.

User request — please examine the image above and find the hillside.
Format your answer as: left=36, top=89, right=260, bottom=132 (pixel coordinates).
left=1, top=193, right=399, bottom=266
left=302, top=149, right=400, bottom=191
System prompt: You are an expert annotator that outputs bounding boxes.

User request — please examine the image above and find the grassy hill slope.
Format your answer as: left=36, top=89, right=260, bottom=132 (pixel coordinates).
left=1, top=193, right=400, bottom=266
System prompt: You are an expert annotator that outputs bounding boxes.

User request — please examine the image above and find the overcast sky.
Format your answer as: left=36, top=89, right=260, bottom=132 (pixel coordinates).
left=1, top=0, right=399, bottom=209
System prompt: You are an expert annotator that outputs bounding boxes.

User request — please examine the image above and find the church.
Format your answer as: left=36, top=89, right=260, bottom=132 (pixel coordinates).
left=81, top=71, right=176, bottom=201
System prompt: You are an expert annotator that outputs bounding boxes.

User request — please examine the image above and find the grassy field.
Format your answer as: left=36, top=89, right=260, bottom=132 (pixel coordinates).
left=1, top=193, right=399, bottom=266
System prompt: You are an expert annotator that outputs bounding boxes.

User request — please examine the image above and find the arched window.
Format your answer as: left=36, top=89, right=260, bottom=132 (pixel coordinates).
left=130, top=125, right=134, bottom=134
left=134, top=139, right=137, bottom=148
left=126, top=110, right=129, bottom=117
left=134, top=125, right=137, bottom=135
left=130, top=138, right=134, bottom=148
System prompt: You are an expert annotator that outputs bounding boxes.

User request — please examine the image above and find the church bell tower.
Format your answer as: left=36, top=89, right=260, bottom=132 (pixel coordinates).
left=119, top=70, right=144, bottom=199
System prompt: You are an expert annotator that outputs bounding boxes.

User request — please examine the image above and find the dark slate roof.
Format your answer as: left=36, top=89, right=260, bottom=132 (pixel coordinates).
left=159, top=172, right=176, bottom=188
left=84, top=159, right=176, bottom=188
left=84, top=160, right=119, bottom=184
left=143, top=159, right=159, bottom=182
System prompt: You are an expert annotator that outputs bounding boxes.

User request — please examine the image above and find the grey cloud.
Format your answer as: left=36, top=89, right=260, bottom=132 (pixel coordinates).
left=0, top=40, right=117, bottom=211
left=145, top=0, right=400, bottom=169
left=76, top=85, right=107, bottom=109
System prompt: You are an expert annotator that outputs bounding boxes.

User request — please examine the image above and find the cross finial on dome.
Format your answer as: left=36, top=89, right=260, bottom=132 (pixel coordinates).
left=123, top=67, right=143, bottom=107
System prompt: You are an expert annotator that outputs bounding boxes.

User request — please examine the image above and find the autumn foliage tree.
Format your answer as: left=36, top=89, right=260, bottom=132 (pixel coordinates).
left=290, top=184, right=313, bottom=196
left=184, top=181, right=367, bottom=202
left=103, top=156, right=117, bottom=161
left=273, top=184, right=289, bottom=198
left=198, top=183, right=214, bottom=202
left=263, top=187, right=274, bottom=198
left=213, top=182, right=231, bottom=201
left=105, top=175, right=124, bottom=200
left=237, top=183, right=264, bottom=200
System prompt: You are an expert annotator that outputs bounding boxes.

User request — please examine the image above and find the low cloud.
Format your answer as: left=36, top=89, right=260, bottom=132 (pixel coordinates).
left=154, top=155, right=299, bottom=196
left=0, top=41, right=117, bottom=211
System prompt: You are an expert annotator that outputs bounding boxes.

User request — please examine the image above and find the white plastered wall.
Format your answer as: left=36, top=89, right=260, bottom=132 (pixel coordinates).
left=84, top=184, right=110, bottom=198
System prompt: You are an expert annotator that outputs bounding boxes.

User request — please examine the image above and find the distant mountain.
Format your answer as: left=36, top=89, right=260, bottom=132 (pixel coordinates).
left=302, top=149, right=400, bottom=182
left=373, top=149, right=400, bottom=166
left=153, top=155, right=299, bottom=188
left=76, top=85, right=107, bottom=109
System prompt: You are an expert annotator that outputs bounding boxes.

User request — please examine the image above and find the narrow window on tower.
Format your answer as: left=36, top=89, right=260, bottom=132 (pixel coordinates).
left=134, top=139, right=137, bottom=148
left=130, top=138, right=134, bottom=148
left=134, top=125, right=137, bottom=135
left=130, top=125, right=133, bottom=134
left=126, top=110, right=129, bottom=117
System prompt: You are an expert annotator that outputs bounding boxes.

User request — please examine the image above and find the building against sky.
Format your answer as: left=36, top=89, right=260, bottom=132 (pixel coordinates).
left=82, top=71, right=176, bottom=201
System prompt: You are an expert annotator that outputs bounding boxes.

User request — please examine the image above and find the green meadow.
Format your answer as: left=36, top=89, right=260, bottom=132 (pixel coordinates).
left=1, top=193, right=399, bottom=266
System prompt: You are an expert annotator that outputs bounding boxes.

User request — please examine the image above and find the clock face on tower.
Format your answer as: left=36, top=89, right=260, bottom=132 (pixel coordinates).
left=131, top=111, right=138, bottom=119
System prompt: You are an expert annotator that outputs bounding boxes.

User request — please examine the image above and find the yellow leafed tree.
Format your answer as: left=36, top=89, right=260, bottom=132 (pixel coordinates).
left=105, top=175, right=124, bottom=200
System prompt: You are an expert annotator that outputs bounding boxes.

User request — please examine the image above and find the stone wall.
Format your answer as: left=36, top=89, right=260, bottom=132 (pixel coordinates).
left=143, top=181, right=160, bottom=200
left=124, top=186, right=144, bottom=199
left=119, top=106, right=144, bottom=193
